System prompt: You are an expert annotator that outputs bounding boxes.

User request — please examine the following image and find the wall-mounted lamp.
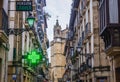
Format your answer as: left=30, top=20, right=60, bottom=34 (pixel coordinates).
left=26, top=13, right=35, bottom=28
left=8, top=13, right=35, bottom=35
left=76, top=47, right=81, bottom=53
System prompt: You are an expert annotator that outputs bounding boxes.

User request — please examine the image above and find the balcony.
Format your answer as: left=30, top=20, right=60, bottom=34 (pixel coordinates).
left=86, top=0, right=90, bottom=6
left=85, top=22, right=92, bottom=39
left=86, top=53, right=93, bottom=72
left=71, top=50, right=78, bottom=64
left=79, top=63, right=87, bottom=74
left=81, top=0, right=86, bottom=15
left=99, top=0, right=120, bottom=55
left=46, top=38, right=49, bottom=49
left=106, top=47, right=120, bottom=56
left=78, top=37, right=82, bottom=48
left=0, top=8, right=8, bottom=43
left=82, top=31, right=85, bottom=41
left=79, top=12, right=83, bottom=23
left=99, top=0, right=120, bottom=34
left=37, top=0, right=42, bottom=4
left=82, top=31, right=85, bottom=44
left=72, top=73, right=79, bottom=81
left=74, top=27, right=78, bottom=36
left=67, top=30, right=74, bottom=41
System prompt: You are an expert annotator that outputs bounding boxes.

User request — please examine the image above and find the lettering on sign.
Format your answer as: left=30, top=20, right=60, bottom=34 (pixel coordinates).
left=16, top=1, right=33, bottom=11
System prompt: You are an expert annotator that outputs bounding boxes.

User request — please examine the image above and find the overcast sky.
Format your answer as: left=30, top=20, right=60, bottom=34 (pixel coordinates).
left=45, top=0, right=72, bottom=62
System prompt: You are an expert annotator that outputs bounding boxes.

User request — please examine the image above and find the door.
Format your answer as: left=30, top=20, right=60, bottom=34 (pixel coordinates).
left=115, top=67, right=120, bottom=82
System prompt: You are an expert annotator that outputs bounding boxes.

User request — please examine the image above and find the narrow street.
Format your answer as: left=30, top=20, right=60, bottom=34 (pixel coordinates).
left=0, top=0, right=120, bottom=82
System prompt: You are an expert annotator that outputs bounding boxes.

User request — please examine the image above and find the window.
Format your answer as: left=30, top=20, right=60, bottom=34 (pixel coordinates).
left=57, top=29, right=60, bottom=35
left=100, top=79, right=105, bottom=82
left=37, top=0, right=41, bottom=3
left=99, top=0, right=106, bottom=32
left=109, top=0, right=118, bottom=23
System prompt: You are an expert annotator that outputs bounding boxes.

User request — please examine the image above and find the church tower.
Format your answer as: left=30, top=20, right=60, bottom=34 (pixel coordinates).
left=53, top=19, right=61, bottom=40
left=50, top=20, right=68, bottom=82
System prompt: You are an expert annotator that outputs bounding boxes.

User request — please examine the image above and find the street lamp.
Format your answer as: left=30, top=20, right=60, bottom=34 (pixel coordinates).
left=26, top=13, right=35, bottom=28
left=76, top=47, right=81, bottom=53
left=76, top=47, right=86, bottom=56
left=8, top=13, right=35, bottom=35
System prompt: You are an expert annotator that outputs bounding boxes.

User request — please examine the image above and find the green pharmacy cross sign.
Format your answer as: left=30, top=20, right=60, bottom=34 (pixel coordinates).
left=27, top=50, right=43, bottom=65
left=16, top=1, right=32, bottom=11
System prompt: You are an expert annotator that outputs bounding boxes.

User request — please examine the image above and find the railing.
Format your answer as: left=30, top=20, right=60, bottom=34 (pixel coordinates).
left=82, top=31, right=85, bottom=42
left=37, top=0, right=42, bottom=3
left=85, top=0, right=90, bottom=6
left=78, top=37, right=82, bottom=47
left=85, top=22, right=91, bottom=37
left=81, top=0, right=86, bottom=14
left=67, top=30, right=74, bottom=40
left=70, top=47, right=74, bottom=57
left=86, top=55, right=92, bottom=68
left=79, top=12, right=83, bottom=22
left=1, top=8, right=8, bottom=35
left=79, top=63, right=87, bottom=73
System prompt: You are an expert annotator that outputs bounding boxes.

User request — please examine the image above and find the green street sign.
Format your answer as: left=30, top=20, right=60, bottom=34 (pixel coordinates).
left=16, top=1, right=32, bottom=11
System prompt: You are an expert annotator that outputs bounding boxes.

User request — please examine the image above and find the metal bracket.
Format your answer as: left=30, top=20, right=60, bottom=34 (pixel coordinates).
left=7, top=27, right=35, bottom=36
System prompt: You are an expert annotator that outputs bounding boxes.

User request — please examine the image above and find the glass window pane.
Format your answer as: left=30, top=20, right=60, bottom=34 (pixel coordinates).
left=109, top=0, right=118, bottom=23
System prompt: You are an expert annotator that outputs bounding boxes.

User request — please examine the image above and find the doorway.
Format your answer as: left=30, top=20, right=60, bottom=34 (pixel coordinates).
left=115, top=67, right=120, bottom=82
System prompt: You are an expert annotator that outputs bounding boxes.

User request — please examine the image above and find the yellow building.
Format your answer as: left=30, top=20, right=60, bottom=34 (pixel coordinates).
left=50, top=20, right=68, bottom=82
left=0, top=0, right=9, bottom=82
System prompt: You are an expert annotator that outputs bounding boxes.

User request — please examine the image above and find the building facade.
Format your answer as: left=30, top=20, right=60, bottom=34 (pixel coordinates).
left=63, top=0, right=111, bottom=82
left=98, top=0, right=120, bottom=82
left=8, top=0, right=38, bottom=82
left=50, top=20, right=68, bottom=82
left=0, top=0, right=9, bottom=82
left=36, top=0, right=49, bottom=81
left=8, top=0, right=49, bottom=82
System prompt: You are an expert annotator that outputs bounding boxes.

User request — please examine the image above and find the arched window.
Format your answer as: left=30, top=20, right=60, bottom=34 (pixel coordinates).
left=57, top=29, right=60, bottom=35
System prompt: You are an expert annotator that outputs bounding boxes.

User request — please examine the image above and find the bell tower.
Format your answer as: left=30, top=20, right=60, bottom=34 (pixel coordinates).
left=50, top=19, right=68, bottom=82
left=53, top=19, right=61, bottom=40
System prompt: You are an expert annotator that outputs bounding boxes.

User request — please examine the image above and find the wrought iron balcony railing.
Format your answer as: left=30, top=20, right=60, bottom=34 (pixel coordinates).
left=86, top=55, right=92, bottom=69
left=78, top=37, right=82, bottom=47
left=79, top=63, right=85, bottom=73
left=82, top=31, right=85, bottom=42
left=67, top=30, right=74, bottom=40
left=81, top=0, right=86, bottom=14
left=85, top=23, right=91, bottom=35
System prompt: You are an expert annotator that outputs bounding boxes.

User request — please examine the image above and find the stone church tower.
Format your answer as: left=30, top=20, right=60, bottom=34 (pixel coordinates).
left=50, top=19, right=68, bottom=82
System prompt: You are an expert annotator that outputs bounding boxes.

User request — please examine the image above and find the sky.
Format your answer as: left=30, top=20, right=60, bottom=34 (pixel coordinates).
left=45, top=0, right=72, bottom=62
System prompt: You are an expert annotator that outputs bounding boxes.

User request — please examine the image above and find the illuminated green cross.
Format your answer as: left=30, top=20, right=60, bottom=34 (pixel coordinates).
left=28, top=50, right=41, bottom=64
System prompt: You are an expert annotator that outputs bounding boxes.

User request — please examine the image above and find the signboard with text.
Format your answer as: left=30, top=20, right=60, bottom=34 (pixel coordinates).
left=12, top=74, right=17, bottom=80
left=16, top=1, right=33, bottom=11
